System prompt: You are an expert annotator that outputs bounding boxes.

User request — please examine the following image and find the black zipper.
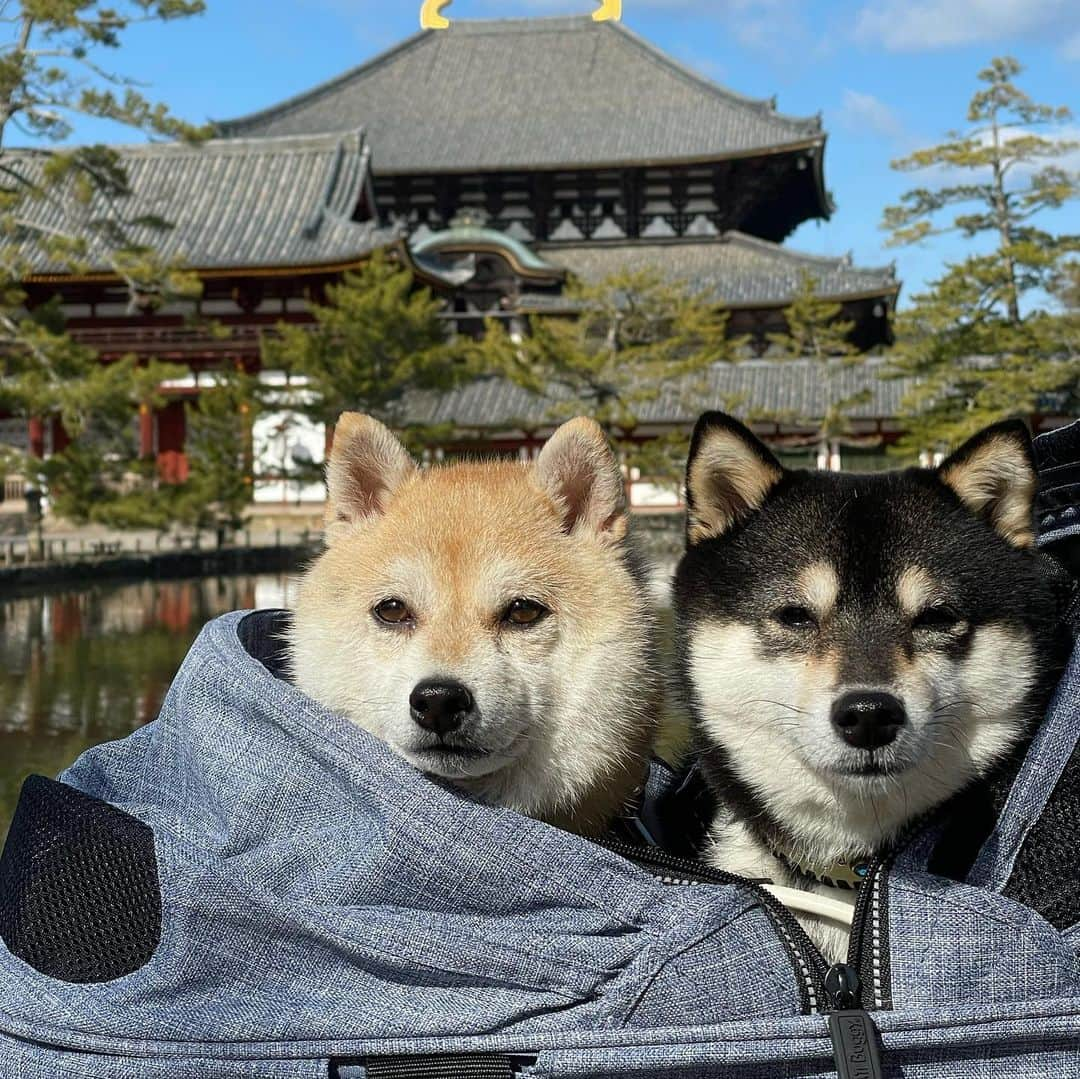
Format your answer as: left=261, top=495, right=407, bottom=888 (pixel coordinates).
left=599, top=837, right=829, bottom=1014
left=845, top=854, right=892, bottom=1011
left=819, top=854, right=891, bottom=1078
left=345, top=1053, right=537, bottom=1078
left=822, top=963, right=885, bottom=1079
left=599, top=837, right=889, bottom=1075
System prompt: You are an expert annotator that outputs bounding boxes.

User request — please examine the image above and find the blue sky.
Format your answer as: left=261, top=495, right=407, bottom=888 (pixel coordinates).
left=37, top=0, right=1080, bottom=307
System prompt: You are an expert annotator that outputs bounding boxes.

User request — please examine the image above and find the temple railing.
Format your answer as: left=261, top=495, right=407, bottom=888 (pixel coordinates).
left=67, top=323, right=283, bottom=358
left=1, top=473, right=25, bottom=505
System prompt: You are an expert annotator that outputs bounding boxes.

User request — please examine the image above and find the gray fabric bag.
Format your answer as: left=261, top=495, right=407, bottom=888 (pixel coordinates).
left=0, top=603, right=1077, bottom=1078
left=1, top=422, right=1079, bottom=1078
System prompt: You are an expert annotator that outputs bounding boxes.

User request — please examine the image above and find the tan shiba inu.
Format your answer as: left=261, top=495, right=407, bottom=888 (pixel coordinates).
left=287, top=413, right=657, bottom=836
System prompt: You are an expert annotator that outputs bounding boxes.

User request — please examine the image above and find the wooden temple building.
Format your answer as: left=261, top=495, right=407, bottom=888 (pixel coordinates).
left=3, top=16, right=908, bottom=509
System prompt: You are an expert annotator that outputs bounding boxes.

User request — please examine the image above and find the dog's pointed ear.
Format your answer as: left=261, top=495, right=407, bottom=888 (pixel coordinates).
left=534, top=417, right=627, bottom=541
left=685, top=412, right=784, bottom=544
left=937, top=419, right=1038, bottom=548
left=324, top=413, right=416, bottom=538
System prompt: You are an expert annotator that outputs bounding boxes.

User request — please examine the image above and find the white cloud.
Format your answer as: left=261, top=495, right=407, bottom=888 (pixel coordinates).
left=838, top=90, right=905, bottom=141
left=1063, top=31, right=1080, bottom=61
left=999, top=124, right=1080, bottom=175
left=853, top=0, right=1077, bottom=52
left=722, top=0, right=813, bottom=51
left=906, top=124, right=1080, bottom=188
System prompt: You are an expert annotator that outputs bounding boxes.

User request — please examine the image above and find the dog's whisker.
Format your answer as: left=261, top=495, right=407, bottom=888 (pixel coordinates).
left=933, top=698, right=990, bottom=718
left=741, top=699, right=810, bottom=716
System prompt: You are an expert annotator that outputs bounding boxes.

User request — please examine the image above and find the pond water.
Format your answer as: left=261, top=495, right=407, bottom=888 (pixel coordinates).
left=0, top=571, right=686, bottom=838
left=0, top=574, right=299, bottom=835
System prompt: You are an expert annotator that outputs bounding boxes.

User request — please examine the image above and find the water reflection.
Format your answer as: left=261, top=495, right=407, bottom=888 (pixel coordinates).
left=0, top=574, right=298, bottom=833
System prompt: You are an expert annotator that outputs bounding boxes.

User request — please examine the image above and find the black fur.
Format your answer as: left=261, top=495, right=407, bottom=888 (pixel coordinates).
left=674, top=413, right=1073, bottom=863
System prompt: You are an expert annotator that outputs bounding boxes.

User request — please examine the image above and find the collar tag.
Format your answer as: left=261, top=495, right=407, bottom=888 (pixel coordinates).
left=769, top=844, right=872, bottom=890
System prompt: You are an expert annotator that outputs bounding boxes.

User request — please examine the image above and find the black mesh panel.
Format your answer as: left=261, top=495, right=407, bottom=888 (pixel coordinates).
left=1002, top=741, right=1080, bottom=931
left=0, top=775, right=161, bottom=982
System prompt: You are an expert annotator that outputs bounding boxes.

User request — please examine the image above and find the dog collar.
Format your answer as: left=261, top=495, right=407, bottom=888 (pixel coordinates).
left=766, top=842, right=872, bottom=891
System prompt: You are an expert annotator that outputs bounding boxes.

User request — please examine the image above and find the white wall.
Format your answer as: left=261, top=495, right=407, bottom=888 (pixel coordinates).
left=251, top=374, right=327, bottom=504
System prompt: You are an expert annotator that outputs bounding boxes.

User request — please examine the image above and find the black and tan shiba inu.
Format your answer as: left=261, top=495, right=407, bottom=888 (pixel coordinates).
left=674, top=411, right=1072, bottom=957
left=287, top=413, right=657, bottom=836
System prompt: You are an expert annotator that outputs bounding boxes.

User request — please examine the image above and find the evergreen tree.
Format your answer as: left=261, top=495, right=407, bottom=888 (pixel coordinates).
left=472, top=268, right=736, bottom=484
left=1054, top=261, right=1080, bottom=313
left=261, top=250, right=467, bottom=448
left=34, top=353, right=177, bottom=528
left=172, top=368, right=260, bottom=544
left=764, top=272, right=872, bottom=454
left=0, top=1, right=210, bottom=526
left=883, top=57, right=1080, bottom=450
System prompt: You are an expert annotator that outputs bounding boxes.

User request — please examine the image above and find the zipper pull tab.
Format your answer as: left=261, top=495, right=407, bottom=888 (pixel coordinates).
left=824, top=964, right=884, bottom=1079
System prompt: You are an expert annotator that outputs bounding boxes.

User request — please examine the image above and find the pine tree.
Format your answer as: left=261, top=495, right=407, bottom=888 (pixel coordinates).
left=33, top=353, right=179, bottom=528
left=261, top=250, right=467, bottom=451
left=172, top=368, right=261, bottom=544
left=764, top=272, right=873, bottom=457
left=883, top=57, right=1080, bottom=450
left=1054, top=261, right=1080, bottom=313
left=472, top=268, right=736, bottom=484
left=0, top=1, right=210, bottom=526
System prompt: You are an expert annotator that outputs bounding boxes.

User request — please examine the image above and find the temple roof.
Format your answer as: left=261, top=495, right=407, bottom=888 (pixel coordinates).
left=529, top=234, right=899, bottom=309
left=413, top=225, right=565, bottom=279
left=16, top=130, right=398, bottom=279
left=403, top=358, right=913, bottom=430
left=219, top=17, right=823, bottom=174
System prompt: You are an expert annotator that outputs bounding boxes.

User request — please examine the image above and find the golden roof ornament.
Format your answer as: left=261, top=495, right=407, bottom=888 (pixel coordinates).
left=420, top=1, right=621, bottom=30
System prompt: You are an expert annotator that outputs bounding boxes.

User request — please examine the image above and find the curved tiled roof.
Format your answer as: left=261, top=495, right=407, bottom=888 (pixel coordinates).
left=219, top=17, right=823, bottom=173
left=14, top=130, right=397, bottom=277
left=413, top=226, right=564, bottom=278
left=403, top=359, right=914, bottom=430
left=532, top=233, right=898, bottom=308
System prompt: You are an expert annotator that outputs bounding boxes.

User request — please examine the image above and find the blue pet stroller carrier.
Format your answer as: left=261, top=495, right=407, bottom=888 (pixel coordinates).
left=0, top=423, right=1079, bottom=1078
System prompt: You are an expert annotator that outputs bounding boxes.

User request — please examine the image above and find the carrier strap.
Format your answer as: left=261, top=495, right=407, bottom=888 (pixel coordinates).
left=335, top=1054, right=521, bottom=1079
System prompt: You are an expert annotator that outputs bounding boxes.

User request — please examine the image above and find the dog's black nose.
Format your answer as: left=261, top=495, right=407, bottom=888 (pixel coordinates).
left=831, top=691, right=907, bottom=750
left=409, top=679, right=474, bottom=736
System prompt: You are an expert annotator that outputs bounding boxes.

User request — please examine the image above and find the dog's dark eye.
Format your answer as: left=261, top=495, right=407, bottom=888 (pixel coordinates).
left=503, top=598, right=550, bottom=627
left=373, top=598, right=414, bottom=626
left=772, top=605, right=818, bottom=630
left=913, top=605, right=963, bottom=632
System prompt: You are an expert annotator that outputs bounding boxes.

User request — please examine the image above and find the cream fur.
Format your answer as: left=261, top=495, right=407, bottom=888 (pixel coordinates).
left=797, top=561, right=841, bottom=619
left=896, top=566, right=940, bottom=618
left=939, top=434, right=1037, bottom=548
left=687, top=426, right=783, bottom=543
left=287, top=415, right=657, bottom=836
